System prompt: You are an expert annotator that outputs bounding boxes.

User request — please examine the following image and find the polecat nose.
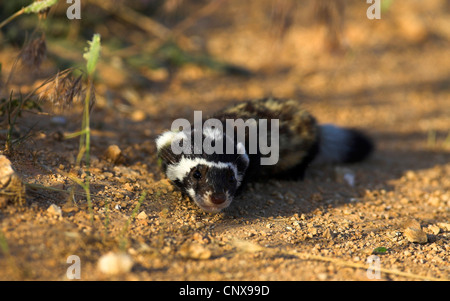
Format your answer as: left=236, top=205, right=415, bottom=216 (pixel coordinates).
left=210, top=193, right=226, bottom=205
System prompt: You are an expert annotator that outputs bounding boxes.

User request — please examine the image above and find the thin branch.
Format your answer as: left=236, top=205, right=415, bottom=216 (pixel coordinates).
left=171, top=0, right=227, bottom=37
left=88, top=0, right=215, bottom=51
left=90, top=1, right=173, bottom=40
left=287, top=251, right=448, bottom=281
left=0, top=9, right=25, bottom=30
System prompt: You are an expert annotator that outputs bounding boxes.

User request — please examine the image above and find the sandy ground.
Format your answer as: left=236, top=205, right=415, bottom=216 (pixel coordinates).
left=0, top=0, right=449, bottom=281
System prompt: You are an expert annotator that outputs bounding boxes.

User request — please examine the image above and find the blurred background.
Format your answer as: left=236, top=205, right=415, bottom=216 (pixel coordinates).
left=0, top=1, right=450, bottom=281
left=1, top=0, right=449, bottom=147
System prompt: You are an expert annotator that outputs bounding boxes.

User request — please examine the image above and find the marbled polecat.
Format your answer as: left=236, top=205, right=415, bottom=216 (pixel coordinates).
left=156, top=98, right=374, bottom=213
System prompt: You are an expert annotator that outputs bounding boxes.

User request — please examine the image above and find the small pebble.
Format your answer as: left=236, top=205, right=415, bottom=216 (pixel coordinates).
left=97, top=252, right=134, bottom=275
left=103, top=145, right=124, bottom=164
left=179, top=242, right=211, bottom=260
left=47, top=204, right=62, bottom=217
left=323, top=228, right=334, bottom=239
left=404, top=227, right=428, bottom=244
left=437, top=223, right=450, bottom=232
left=0, top=155, right=25, bottom=207
left=231, top=238, right=263, bottom=253
left=427, top=225, right=440, bottom=235
left=50, top=116, right=67, bottom=126
left=136, top=211, right=148, bottom=220
left=335, top=167, right=355, bottom=186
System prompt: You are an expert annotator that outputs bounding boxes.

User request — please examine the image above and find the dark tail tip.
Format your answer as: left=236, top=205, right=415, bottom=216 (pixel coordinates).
left=341, top=129, right=375, bottom=163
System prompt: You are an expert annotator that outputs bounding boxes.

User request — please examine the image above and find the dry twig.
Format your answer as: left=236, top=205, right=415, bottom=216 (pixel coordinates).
left=287, top=250, right=448, bottom=281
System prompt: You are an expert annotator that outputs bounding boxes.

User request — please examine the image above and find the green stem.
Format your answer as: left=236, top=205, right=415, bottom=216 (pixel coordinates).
left=119, top=191, right=148, bottom=250
left=0, top=9, right=24, bottom=30
left=103, top=200, right=110, bottom=240
left=84, top=80, right=91, bottom=176
left=5, top=94, right=13, bottom=152
left=64, top=129, right=88, bottom=139
left=84, top=79, right=93, bottom=223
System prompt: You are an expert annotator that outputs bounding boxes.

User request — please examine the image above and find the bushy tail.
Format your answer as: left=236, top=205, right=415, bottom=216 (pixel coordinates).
left=316, top=124, right=374, bottom=164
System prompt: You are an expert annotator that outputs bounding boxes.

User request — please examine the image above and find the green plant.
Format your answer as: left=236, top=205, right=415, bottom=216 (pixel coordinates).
left=1, top=89, right=44, bottom=153
left=381, top=0, right=394, bottom=13
left=427, top=129, right=437, bottom=148
left=119, top=190, right=148, bottom=251
left=0, top=0, right=58, bottom=29
left=443, top=132, right=450, bottom=149
left=372, top=246, right=387, bottom=255
left=1, top=3, right=103, bottom=224
left=0, top=230, right=23, bottom=279
left=0, top=0, right=56, bottom=152
left=65, top=34, right=101, bottom=223
left=427, top=129, right=450, bottom=150
left=103, top=198, right=111, bottom=240
left=4, top=92, right=23, bottom=153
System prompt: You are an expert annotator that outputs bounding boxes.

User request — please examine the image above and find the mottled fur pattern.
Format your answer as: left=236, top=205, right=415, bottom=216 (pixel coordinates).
left=156, top=98, right=374, bottom=213
left=211, top=98, right=319, bottom=177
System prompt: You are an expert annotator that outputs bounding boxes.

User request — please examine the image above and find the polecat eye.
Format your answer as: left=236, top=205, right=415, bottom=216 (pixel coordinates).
left=229, top=175, right=235, bottom=183
left=193, top=170, right=202, bottom=179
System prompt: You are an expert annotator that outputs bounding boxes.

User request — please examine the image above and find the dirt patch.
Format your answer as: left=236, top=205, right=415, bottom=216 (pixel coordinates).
left=0, top=0, right=449, bottom=281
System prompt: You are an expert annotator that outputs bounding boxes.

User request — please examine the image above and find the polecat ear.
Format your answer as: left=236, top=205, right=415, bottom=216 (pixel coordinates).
left=236, top=142, right=250, bottom=173
left=156, top=131, right=179, bottom=153
left=155, top=131, right=184, bottom=168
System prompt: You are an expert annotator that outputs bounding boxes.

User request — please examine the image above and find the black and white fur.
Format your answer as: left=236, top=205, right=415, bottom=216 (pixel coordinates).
left=156, top=98, right=374, bottom=213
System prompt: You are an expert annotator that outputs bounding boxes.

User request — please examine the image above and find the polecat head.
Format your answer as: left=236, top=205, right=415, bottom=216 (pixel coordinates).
left=156, top=127, right=249, bottom=213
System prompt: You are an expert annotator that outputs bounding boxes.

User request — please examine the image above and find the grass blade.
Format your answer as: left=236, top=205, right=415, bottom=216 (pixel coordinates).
left=83, top=34, right=101, bottom=76
left=23, top=0, right=59, bottom=14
